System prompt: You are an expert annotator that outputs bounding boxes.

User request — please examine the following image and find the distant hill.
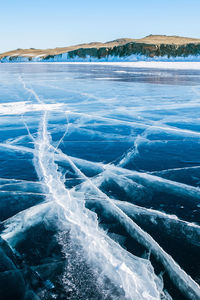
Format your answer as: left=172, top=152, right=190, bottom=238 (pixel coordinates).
left=1, top=35, right=200, bottom=62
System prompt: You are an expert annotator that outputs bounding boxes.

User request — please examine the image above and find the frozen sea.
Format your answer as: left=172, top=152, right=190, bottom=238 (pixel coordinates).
left=0, top=62, right=200, bottom=300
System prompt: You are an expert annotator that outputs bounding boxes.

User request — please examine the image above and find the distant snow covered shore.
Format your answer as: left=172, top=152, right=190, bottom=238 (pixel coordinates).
left=2, top=53, right=200, bottom=64
left=1, top=60, right=200, bottom=70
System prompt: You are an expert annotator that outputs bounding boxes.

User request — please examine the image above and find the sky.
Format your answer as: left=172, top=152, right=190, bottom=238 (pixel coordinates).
left=0, top=0, right=200, bottom=53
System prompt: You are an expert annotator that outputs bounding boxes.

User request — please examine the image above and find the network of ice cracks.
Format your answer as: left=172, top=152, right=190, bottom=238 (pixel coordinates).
left=0, top=69, right=200, bottom=300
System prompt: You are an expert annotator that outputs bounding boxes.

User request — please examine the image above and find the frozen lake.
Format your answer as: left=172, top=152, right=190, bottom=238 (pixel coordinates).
left=0, top=63, right=200, bottom=300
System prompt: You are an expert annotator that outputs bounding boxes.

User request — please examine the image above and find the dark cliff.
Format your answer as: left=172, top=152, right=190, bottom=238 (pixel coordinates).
left=44, top=42, right=200, bottom=60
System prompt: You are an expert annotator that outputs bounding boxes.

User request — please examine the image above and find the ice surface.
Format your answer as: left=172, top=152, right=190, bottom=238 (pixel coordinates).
left=0, top=63, right=199, bottom=299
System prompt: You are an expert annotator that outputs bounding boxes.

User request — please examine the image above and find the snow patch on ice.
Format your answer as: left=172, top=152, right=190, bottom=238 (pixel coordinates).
left=0, top=101, right=64, bottom=115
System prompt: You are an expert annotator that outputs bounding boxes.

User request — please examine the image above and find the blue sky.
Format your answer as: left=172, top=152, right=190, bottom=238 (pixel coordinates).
left=0, top=0, right=200, bottom=53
